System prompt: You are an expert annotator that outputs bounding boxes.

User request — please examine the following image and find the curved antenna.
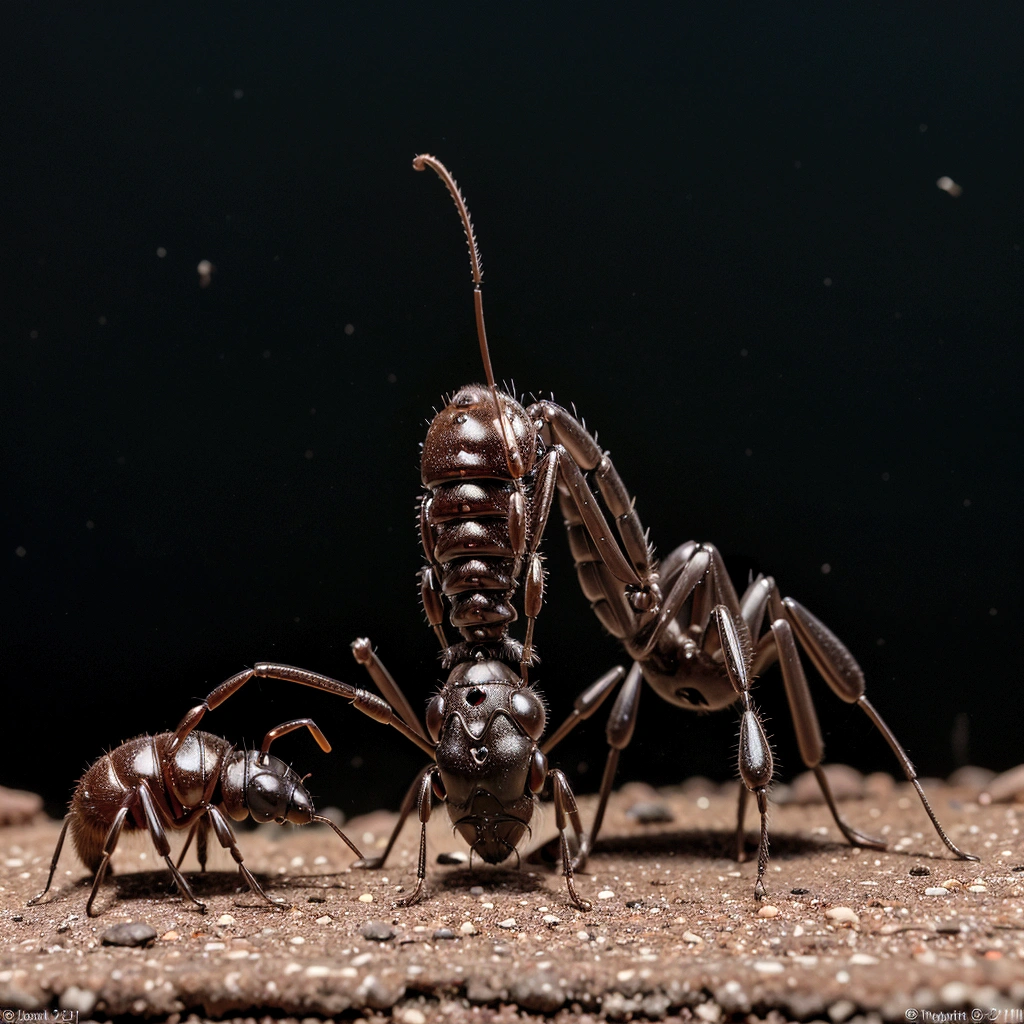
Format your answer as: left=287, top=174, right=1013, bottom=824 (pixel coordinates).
left=412, top=154, right=494, bottom=388
left=413, top=154, right=524, bottom=478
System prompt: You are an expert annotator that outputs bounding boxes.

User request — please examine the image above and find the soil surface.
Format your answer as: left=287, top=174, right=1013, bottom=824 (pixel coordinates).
left=1, top=777, right=1022, bottom=1022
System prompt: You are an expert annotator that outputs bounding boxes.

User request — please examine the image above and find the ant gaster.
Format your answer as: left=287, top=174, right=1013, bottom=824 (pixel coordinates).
left=28, top=718, right=362, bottom=916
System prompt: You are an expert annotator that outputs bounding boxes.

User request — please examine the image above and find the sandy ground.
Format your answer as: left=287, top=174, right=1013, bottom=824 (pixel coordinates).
left=1, top=777, right=1022, bottom=1022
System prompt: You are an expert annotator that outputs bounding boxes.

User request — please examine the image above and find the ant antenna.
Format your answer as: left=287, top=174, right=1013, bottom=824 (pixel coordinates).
left=413, top=154, right=523, bottom=478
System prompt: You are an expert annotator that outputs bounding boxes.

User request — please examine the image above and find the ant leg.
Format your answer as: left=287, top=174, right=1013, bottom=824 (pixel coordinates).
left=175, top=817, right=211, bottom=872
left=395, top=769, right=436, bottom=907
left=85, top=804, right=132, bottom=917
left=419, top=495, right=449, bottom=652
left=753, top=619, right=886, bottom=850
left=712, top=605, right=773, bottom=900
left=137, top=783, right=206, bottom=912
left=778, top=595, right=977, bottom=861
left=351, top=639, right=430, bottom=743
left=542, top=666, right=626, bottom=753
left=206, top=804, right=284, bottom=908
left=549, top=769, right=591, bottom=911
left=357, top=764, right=435, bottom=871
left=167, top=668, right=256, bottom=754
left=27, top=814, right=72, bottom=906
left=573, top=663, right=643, bottom=869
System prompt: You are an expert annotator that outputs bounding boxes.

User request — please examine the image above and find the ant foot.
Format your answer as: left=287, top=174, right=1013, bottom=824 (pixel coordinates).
left=354, top=857, right=386, bottom=870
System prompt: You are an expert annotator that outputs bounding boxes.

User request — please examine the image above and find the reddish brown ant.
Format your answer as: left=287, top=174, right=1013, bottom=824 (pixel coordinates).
left=28, top=717, right=361, bottom=916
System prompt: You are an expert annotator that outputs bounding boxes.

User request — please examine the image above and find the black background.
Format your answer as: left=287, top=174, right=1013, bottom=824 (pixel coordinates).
left=4, top=6, right=1021, bottom=820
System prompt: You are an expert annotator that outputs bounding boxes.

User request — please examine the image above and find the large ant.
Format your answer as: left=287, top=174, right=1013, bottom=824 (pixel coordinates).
left=409, top=156, right=978, bottom=900
left=28, top=716, right=362, bottom=917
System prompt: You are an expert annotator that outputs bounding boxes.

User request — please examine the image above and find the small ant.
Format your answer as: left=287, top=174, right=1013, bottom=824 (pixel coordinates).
left=28, top=718, right=362, bottom=916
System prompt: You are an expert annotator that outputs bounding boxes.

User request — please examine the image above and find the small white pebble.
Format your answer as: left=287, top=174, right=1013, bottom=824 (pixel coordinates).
left=290, top=855, right=304, bottom=868
left=616, top=969, right=636, bottom=982
left=313, top=855, right=328, bottom=866
left=358, top=893, right=374, bottom=903
left=305, top=965, right=331, bottom=978
left=204, top=941, right=225, bottom=951
left=925, top=887, right=950, bottom=896
left=459, top=921, right=478, bottom=935
left=836, top=970, right=851, bottom=984
left=757, top=905, right=779, bottom=918
left=315, top=915, right=332, bottom=925
left=400, top=1009, right=427, bottom=1024
left=576, top=929, right=591, bottom=940
left=968, top=884, right=987, bottom=893
left=542, top=914, right=560, bottom=925
left=289, top=936, right=305, bottom=945
left=696, top=796, right=711, bottom=810
left=682, top=931, right=704, bottom=944
left=825, top=907, right=860, bottom=925
left=216, top=914, right=235, bottom=926
left=598, top=890, right=615, bottom=900
left=351, top=952, right=372, bottom=967
left=753, top=960, right=784, bottom=974
left=498, top=918, right=517, bottom=929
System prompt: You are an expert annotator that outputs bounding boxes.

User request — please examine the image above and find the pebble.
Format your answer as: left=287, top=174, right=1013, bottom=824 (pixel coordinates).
left=360, top=920, right=395, bottom=942
left=217, top=914, right=235, bottom=925
left=909, top=865, right=931, bottom=876
left=941, top=878, right=963, bottom=891
left=432, top=927, right=455, bottom=940
left=160, top=931, right=179, bottom=942
left=469, top=885, right=485, bottom=895
left=101, top=922, right=157, bottom=947
left=925, top=887, right=951, bottom=896
left=626, top=801, right=675, bottom=824
left=436, top=851, right=468, bottom=864
left=828, top=998, right=857, bottom=1022
left=825, top=907, right=859, bottom=925
left=695, top=1001, right=722, bottom=1023
left=626, top=899, right=643, bottom=908
left=597, top=890, right=615, bottom=899
left=204, top=941, right=225, bottom=951
left=289, top=936, right=305, bottom=945
left=757, top=905, right=780, bottom=918
left=968, top=884, right=987, bottom=893
left=358, top=893, right=374, bottom=903
left=497, top=918, right=517, bottom=929
left=307, top=894, right=327, bottom=903
left=399, top=1009, right=427, bottom=1024
left=682, top=931, right=704, bottom=943
left=753, top=960, right=784, bottom=974
left=542, top=914, right=561, bottom=925
left=459, top=921, right=478, bottom=935
left=316, top=915, right=333, bottom=925
left=59, top=986, right=97, bottom=1016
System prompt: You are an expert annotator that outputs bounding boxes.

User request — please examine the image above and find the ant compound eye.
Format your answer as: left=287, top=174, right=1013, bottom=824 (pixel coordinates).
left=510, top=689, right=546, bottom=739
left=465, top=687, right=487, bottom=707
left=425, top=694, right=445, bottom=741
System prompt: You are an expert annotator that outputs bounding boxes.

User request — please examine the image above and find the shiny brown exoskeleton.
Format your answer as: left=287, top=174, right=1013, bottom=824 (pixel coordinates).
left=161, top=650, right=626, bottom=910
left=28, top=720, right=362, bottom=916
left=412, top=155, right=978, bottom=901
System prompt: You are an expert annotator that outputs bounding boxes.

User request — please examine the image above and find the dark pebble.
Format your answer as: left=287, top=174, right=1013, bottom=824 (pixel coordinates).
left=1012, top=865, right=1024, bottom=873
left=909, top=866, right=931, bottom=877
left=626, top=801, right=675, bottom=824
left=360, top=920, right=395, bottom=942
left=790, top=888, right=810, bottom=895
left=101, top=922, right=157, bottom=947
left=433, top=927, right=455, bottom=940
left=935, top=921, right=963, bottom=934
left=11, top=914, right=23, bottom=922
left=436, top=851, right=468, bottom=865
left=510, top=972, right=566, bottom=1014
left=626, top=899, right=644, bottom=908
left=307, top=895, right=327, bottom=903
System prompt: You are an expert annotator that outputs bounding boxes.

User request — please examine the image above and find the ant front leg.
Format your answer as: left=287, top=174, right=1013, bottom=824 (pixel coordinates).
left=205, top=805, right=287, bottom=908
left=394, top=768, right=437, bottom=907
left=549, top=769, right=592, bottom=911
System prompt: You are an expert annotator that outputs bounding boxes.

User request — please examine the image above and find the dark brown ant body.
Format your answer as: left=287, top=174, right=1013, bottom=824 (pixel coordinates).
left=411, top=156, right=978, bottom=900
left=28, top=719, right=362, bottom=916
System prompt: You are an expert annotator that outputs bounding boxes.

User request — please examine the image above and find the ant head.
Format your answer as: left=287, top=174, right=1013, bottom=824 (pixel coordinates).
left=242, top=752, right=314, bottom=825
